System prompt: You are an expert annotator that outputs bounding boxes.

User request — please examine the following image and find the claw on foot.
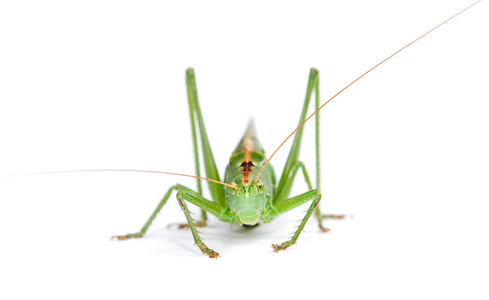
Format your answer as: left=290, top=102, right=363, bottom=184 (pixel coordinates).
left=271, top=242, right=291, bottom=253
left=200, top=245, right=220, bottom=259
left=208, top=250, right=220, bottom=259
left=319, top=225, right=331, bottom=233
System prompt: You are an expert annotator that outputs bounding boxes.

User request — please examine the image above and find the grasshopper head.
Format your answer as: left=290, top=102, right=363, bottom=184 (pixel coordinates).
left=228, top=181, right=267, bottom=225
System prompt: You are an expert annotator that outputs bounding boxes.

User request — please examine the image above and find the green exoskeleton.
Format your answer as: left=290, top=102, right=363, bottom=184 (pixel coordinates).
left=107, top=1, right=480, bottom=258
left=113, top=68, right=344, bottom=258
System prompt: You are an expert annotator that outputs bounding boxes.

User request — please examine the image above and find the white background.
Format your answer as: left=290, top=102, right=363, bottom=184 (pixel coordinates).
left=1, top=0, right=488, bottom=299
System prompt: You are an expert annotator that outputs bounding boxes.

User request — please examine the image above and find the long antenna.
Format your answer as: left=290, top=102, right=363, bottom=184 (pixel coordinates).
left=18, top=169, right=238, bottom=190
left=254, top=0, right=481, bottom=183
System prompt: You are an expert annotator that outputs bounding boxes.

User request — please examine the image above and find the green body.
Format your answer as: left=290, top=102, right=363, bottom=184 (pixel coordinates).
left=224, top=123, right=275, bottom=225
left=108, top=2, right=481, bottom=257
left=113, top=68, right=344, bottom=258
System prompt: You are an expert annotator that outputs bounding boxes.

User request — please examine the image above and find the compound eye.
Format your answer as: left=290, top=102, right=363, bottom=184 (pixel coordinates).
left=257, top=181, right=265, bottom=194
left=229, top=182, right=238, bottom=195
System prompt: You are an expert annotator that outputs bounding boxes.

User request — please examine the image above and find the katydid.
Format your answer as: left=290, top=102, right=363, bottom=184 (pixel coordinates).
left=112, top=1, right=479, bottom=258
left=29, top=1, right=480, bottom=258
left=111, top=67, right=343, bottom=258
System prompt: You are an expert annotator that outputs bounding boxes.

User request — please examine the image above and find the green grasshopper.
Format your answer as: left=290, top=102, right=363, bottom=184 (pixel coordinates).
left=112, top=68, right=342, bottom=258
left=104, top=1, right=479, bottom=258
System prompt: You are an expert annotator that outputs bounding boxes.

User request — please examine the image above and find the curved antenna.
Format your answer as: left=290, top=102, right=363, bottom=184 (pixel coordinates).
left=254, top=0, right=480, bottom=183
left=18, top=169, right=238, bottom=190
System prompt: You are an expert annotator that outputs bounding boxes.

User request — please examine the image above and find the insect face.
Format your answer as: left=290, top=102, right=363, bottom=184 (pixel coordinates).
left=228, top=181, right=267, bottom=225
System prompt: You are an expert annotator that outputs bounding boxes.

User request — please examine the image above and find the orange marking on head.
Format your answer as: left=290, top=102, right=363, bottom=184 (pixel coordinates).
left=240, top=151, right=254, bottom=186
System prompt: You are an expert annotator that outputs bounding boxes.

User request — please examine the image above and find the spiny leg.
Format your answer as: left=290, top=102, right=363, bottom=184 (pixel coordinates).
left=274, top=69, right=320, bottom=201
left=300, top=162, right=346, bottom=232
left=169, top=69, right=229, bottom=230
left=311, top=68, right=346, bottom=230
left=112, top=185, right=177, bottom=240
left=186, top=69, right=226, bottom=205
left=271, top=190, right=321, bottom=252
left=176, top=191, right=219, bottom=258
left=274, top=69, right=346, bottom=234
left=169, top=69, right=227, bottom=230
left=172, top=184, right=232, bottom=257
left=113, top=183, right=230, bottom=258
left=187, top=68, right=207, bottom=228
left=274, top=159, right=346, bottom=233
left=299, top=161, right=346, bottom=232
